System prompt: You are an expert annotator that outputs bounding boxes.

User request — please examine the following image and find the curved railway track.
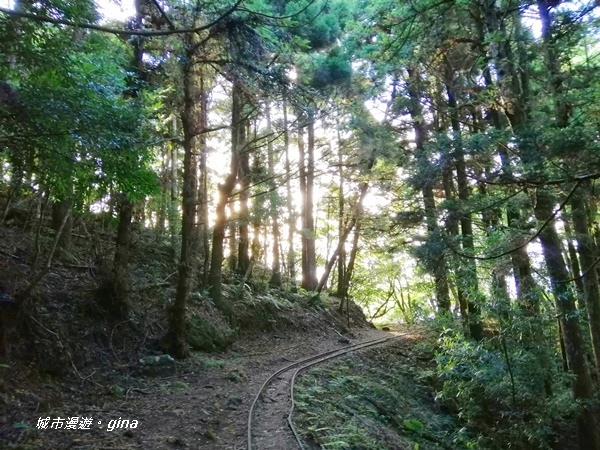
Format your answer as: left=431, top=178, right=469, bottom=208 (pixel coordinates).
left=247, top=333, right=404, bottom=450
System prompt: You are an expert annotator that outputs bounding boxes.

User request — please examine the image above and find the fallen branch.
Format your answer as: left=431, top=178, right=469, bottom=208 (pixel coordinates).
left=16, top=209, right=71, bottom=302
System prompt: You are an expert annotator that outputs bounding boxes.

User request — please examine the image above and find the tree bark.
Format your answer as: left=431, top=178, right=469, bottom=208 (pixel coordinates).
left=318, top=218, right=355, bottom=294
left=228, top=206, right=238, bottom=271
left=535, top=2, right=600, bottom=445
left=157, top=150, right=168, bottom=238
left=51, top=199, right=72, bottom=252
left=534, top=188, right=600, bottom=449
left=298, top=119, right=307, bottom=285
left=441, top=151, right=464, bottom=316
left=317, top=179, right=369, bottom=295
left=406, top=67, right=451, bottom=312
left=563, top=218, right=585, bottom=297
left=196, top=67, right=210, bottom=284
left=169, top=133, right=179, bottom=257
left=342, top=217, right=362, bottom=304
left=251, top=139, right=262, bottom=269
left=237, top=120, right=251, bottom=276
left=336, top=127, right=346, bottom=297
left=265, top=101, right=281, bottom=287
left=303, top=108, right=318, bottom=291
left=209, top=79, right=242, bottom=310
left=298, top=111, right=317, bottom=291
left=571, top=188, right=600, bottom=381
left=283, top=92, right=296, bottom=290
left=446, top=73, right=483, bottom=339
left=475, top=6, right=540, bottom=313
left=101, top=195, right=132, bottom=319
left=168, top=36, right=203, bottom=359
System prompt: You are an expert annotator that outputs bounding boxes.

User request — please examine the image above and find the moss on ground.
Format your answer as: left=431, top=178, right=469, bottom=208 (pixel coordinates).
left=293, top=341, right=458, bottom=450
left=186, top=314, right=236, bottom=352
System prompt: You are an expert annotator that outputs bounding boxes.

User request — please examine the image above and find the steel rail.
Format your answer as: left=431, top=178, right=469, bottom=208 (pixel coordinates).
left=286, top=334, right=406, bottom=449
left=247, top=334, right=401, bottom=450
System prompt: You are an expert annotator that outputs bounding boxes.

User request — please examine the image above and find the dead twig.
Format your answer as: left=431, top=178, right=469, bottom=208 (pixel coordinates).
left=17, top=208, right=71, bottom=301
left=29, top=316, right=63, bottom=348
left=110, top=320, right=131, bottom=362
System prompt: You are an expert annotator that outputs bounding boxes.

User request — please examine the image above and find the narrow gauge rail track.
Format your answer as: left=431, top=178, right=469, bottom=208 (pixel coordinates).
left=247, top=333, right=404, bottom=450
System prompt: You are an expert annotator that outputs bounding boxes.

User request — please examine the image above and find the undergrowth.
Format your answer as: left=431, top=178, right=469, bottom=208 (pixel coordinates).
left=434, top=326, right=580, bottom=449
left=186, top=314, right=236, bottom=352
left=294, top=341, right=457, bottom=450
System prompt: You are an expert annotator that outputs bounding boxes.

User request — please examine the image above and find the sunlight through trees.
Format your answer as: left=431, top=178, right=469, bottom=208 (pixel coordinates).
left=2, top=0, right=600, bottom=446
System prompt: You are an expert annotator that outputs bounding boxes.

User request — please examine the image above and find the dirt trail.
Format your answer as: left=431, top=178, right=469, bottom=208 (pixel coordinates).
left=74, top=328, right=393, bottom=450
left=249, top=334, right=402, bottom=450
left=252, top=370, right=299, bottom=450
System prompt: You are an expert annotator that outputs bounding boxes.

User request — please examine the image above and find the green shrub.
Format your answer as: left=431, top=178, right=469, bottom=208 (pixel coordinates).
left=435, top=330, right=577, bottom=449
left=186, top=314, right=236, bottom=352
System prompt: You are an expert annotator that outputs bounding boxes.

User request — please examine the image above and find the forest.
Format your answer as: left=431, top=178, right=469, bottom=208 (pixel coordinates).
left=1, top=0, right=600, bottom=449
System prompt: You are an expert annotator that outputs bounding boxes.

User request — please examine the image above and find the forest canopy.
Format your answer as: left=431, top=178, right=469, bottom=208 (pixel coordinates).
left=2, top=0, right=600, bottom=448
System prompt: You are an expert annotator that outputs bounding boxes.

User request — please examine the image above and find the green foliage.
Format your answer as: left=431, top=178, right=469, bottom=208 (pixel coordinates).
left=1, top=0, right=598, bottom=447
left=173, top=380, right=190, bottom=390
left=227, top=369, right=247, bottom=382
left=435, top=328, right=577, bottom=449
left=295, top=351, right=457, bottom=450
left=403, top=418, right=424, bottom=433
left=305, top=49, right=353, bottom=90
left=111, top=384, right=125, bottom=398
left=228, top=283, right=296, bottom=327
left=186, top=314, right=236, bottom=352
left=196, top=355, right=226, bottom=369
left=11, top=420, right=37, bottom=442
left=204, top=427, right=218, bottom=440
left=0, top=11, right=157, bottom=210
left=285, top=0, right=352, bottom=51
left=352, top=251, right=433, bottom=324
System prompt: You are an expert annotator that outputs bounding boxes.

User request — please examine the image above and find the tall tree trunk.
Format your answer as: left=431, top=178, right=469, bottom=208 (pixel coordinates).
left=298, top=116, right=309, bottom=290
left=477, top=177, right=511, bottom=311
left=406, top=67, right=451, bottom=312
left=534, top=188, right=600, bottom=448
left=303, top=108, right=318, bottom=291
left=585, top=196, right=600, bottom=280
left=51, top=199, right=72, bottom=252
left=336, top=127, right=346, bottom=297
left=237, top=121, right=251, bottom=276
left=571, top=187, right=600, bottom=381
left=169, top=128, right=179, bottom=257
left=105, top=195, right=132, bottom=319
left=475, top=6, right=540, bottom=313
left=265, top=101, right=281, bottom=286
left=250, top=131, right=262, bottom=272
left=340, top=180, right=372, bottom=306
left=480, top=2, right=597, bottom=424
left=209, top=80, right=242, bottom=310
left=98, top=0, right=146, bottom=320
left=168, top=38, right=202, bottom=359
left=563, top=218, right=585, bottom=297
left=442, top=159, right=465, bottom=316
left=536, top=2, right=600, bottom=445
left=196, top=67, right=210, bottom=284
left=446, top=72, right=483, bottom=339
left=319, top=218, right=356, bottom=294
left=343, top=220, right=362, bottom=303
left=318, top=181, right=369, bottom=294
left=283, top=93, right=296, bottom=290
left=228, top=207, right=238, bottom=271
left=156, top=151, right=167, bottom=239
